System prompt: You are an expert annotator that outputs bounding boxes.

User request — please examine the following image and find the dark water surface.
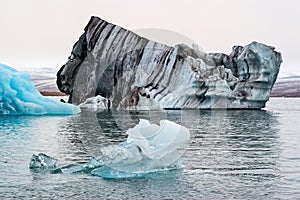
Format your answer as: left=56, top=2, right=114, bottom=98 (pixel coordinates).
left=0, top=98, right=299, bottom=199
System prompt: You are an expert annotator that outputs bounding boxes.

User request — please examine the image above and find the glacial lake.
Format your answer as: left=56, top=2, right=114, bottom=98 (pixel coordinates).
left=0, top=98, right=299, bottom=199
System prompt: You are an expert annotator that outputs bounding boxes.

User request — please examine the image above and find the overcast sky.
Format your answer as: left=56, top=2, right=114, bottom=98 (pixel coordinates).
left=0, top=0, right=299, bottom=76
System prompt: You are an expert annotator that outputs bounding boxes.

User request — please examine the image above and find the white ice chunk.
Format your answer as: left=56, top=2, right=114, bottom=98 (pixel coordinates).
left=95, top=119, right=190, bottom=178
left=78, top=95, right=108, bottom=109
left=30, top=119, right=190, bottom=179
left=126, top=119, right=190, bottom=160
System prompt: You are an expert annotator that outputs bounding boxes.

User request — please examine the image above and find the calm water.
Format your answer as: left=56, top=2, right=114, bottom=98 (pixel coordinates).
left=0, top=98, right=299, bottom=199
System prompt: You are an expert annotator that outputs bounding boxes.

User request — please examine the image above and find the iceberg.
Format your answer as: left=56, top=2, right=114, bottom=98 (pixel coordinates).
left=0, top=64, right=80, bottom=115
left=29, top=119, right=190, bottom=178
left=57, top=16, right=282, bottom=109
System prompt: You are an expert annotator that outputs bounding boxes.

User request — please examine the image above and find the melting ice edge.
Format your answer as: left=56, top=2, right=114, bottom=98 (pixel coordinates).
left=29, top=119, right=190, bottom=179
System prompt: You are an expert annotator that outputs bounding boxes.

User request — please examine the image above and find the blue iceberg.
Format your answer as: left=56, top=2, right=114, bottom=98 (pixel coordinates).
left=29, top=119, right=190, bottom=178
left=0, top=64, right=80, bottom=115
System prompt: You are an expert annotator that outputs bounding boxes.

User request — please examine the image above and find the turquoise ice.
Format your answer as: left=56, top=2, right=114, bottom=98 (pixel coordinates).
left=0, top=64, right=80, bottom=115
left=30, top=119, right=190, bottom=178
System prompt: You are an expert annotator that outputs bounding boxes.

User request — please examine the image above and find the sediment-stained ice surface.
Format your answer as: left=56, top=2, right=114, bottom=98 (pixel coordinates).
left=0, top=64, right=80, bottom=115
left=57, top=16, right=282, bottom=109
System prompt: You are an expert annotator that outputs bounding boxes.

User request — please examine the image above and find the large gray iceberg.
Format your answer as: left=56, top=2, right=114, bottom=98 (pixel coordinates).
left=57, top=16, right=282, bottom=109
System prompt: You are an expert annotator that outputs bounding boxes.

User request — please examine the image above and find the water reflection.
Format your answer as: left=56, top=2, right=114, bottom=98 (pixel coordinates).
left=56, top=109, right=280, bottom=167
left=185, top=110, right=281, bottom=198
left=57, top=109, right=224, bottom=156
left=191, top=110, right=280, bottom=170
left=2, top=98, right=300, bottom=199
left=45, top=108, right=280, bottom=196
left=0, top=116, right=35, bottom=179
left=0, top=116, right=36, bottom=135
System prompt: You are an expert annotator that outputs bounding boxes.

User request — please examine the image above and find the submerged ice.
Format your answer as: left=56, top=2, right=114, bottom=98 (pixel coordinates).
left=0, top=64, right=80, bottom=115
left=29, top=153, right=58, bottom=169
left=29, top=119, right=190, bottom=178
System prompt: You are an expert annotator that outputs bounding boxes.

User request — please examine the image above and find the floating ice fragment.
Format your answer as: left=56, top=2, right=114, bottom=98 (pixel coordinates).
left=0, top=64, right=80, bottom=115
left=29, top=153, right=58, bottom=169
left=125, top=119, right=190, bottom=160
left=78, top=95, right=108, bottom=109
left=29, top=119, right=190, bottom=178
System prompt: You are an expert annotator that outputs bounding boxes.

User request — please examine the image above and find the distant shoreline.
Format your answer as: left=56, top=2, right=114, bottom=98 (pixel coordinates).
left=270, top=93, right=300, bottom=98
left=270, top=95, right=300, bottom=98
left=39, top=90, right=300, bottom=98
left=33, top=74, right=300, bottom=98
left=39, top=91, right=67, bottom=96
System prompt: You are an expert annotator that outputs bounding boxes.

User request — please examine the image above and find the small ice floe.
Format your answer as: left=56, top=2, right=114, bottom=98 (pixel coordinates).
left=29, top=153, right=58, bottom=169
left=78, top=95, right=109, bottom=110
left=29, top=119, right=190, bottom=178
